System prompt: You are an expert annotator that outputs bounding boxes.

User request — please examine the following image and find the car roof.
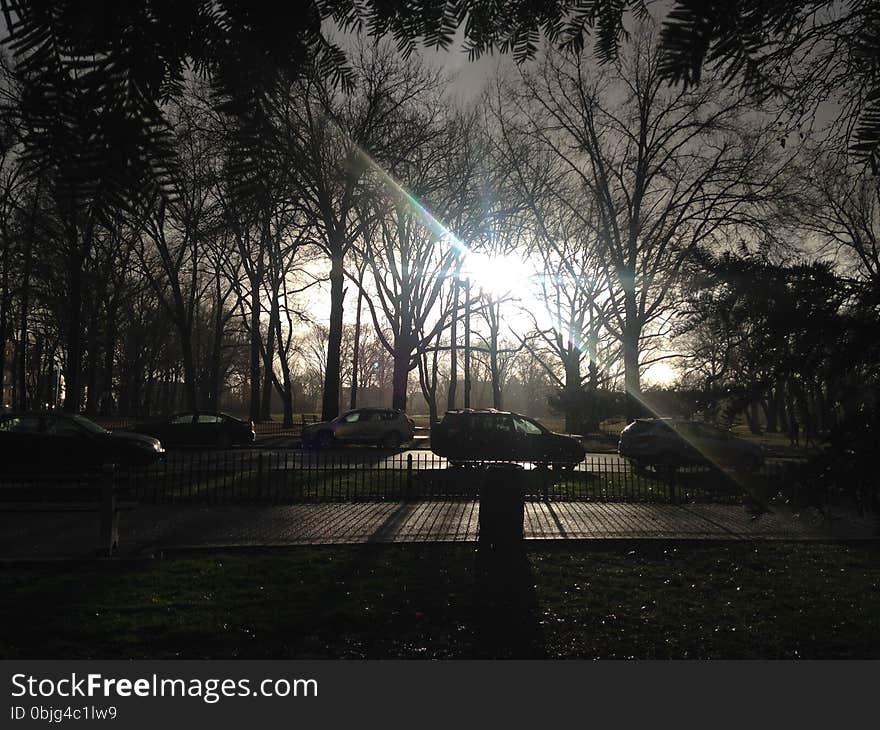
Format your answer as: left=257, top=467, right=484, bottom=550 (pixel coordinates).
left=445, top=408, right=508, bottom=414
left=633, top=417, right=690, bottom=424
left=444, top=409, right=530, bottom=417
left=344, top=407, right=403, bottom=413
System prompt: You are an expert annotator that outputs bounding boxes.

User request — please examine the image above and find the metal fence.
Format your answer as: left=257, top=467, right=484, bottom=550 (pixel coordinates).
left=0, top=450, right=806, bottom=507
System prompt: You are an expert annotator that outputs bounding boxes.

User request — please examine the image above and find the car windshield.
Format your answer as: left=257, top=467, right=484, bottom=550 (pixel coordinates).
left=513, top=416, right=543, bottom=435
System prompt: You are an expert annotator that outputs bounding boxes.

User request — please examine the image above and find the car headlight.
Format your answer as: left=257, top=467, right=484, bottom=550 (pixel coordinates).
left=135, top=440, right=163, bottom=452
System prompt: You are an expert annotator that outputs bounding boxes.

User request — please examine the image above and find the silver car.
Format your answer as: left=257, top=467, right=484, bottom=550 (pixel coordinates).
left=301, top=408, right=415, bottom=449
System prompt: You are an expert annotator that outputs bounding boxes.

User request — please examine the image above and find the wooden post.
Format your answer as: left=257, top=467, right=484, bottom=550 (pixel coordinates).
left=99, top=463, right=118, bottom=556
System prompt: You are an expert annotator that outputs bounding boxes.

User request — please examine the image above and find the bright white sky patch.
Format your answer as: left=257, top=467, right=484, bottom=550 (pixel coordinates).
left=643, top=360, right=678, bottom=387
left=463, top=251, right=535, bottom=298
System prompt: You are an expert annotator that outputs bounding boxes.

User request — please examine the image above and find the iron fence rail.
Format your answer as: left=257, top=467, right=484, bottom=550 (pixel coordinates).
left=0, top=450, right=801, bottom=507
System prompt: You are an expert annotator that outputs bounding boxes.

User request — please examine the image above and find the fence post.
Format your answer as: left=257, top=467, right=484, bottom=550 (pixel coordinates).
left=406, top=453, right=413, bottom=502
left=99, top=463, right=118, bottom=557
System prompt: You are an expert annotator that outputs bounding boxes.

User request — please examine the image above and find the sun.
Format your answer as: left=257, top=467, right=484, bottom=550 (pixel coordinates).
left=644, top=360, right=678, bottom=387
left=463, top=251, right=534, bottom=298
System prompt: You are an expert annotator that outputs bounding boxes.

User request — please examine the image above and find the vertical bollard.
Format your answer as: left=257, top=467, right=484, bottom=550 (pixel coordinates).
left=99, top=463, right=118, bottom=557
left=406, top=453, right=413, bottom=502
left=479, top=463, right=525, bottom=550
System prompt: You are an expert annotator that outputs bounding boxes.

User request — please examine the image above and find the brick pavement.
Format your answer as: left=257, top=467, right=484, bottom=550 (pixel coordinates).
left=0, top=500, right=875, bottom=558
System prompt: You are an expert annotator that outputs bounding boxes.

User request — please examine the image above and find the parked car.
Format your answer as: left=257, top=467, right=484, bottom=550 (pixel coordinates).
left=618, top=418, right=764, bottom=471
left=301, top=408, right=415, bottom=449
left=431, top=409, right=586, bottom=468
left=0, top=411, right=164, bottom=471
left=130, top=412, right=255, bottom=448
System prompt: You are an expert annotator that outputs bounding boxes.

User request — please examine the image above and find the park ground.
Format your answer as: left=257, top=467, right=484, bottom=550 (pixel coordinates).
left=2, top=540, right=878, bottom=659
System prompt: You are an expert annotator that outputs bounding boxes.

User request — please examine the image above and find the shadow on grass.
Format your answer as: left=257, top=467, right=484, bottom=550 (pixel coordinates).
left=472, top=543, right=546, bottom=658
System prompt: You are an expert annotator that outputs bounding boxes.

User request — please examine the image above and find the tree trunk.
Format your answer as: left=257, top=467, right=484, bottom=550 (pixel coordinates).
left=208, top=272, right=226, bottom=410
left=260, top=302, right=277, bottom=420
left=321, top=253, right=345, bottom=420
left=765, top=388, right=777, bottom=433
left=248, top=271, right=262, bottom=422
left=17, top=223, right=34, bottom=411
left=622, top=296, right=641, bottom=423
left=448, top=279, right=458, bottom=411
left=489, top=300, right=503, bottom=410
left=62, top=248, right=83, bottom=412
left=179, top=326, right=198, bottom=412
left=464, top=279, right=471, bottom=409
left=0, top=222, right=9, bottom=408
left=84, top=300, right=99, bottom=416
left=391, top=334, right=413, bottom=411
left=101, top=303, right=117, bottom=415
left=277, top=355, right=294, bottom=428
left=350, top=285, right=363, bottom=410
left=746, top=400, right=761, bottom=434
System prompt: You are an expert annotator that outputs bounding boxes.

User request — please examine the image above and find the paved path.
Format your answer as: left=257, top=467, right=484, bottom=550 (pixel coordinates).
left=0, top=501, right=875, bottom=558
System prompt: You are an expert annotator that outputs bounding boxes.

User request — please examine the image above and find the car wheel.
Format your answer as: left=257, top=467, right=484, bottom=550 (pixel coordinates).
left=381, top=431, right=403, bottom=449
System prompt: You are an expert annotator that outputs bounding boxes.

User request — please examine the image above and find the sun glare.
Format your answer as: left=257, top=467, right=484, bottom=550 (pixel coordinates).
left=464, top=251, right=534, bottom=298
left=644, top=361, right=678, bottom=387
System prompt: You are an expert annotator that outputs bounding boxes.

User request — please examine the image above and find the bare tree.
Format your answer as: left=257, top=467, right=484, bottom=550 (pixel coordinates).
left=504, top=23, right=794, bottom=419
left=800, top=150, right=880, bottom=289
left=282, top=42, right=443, bottom=420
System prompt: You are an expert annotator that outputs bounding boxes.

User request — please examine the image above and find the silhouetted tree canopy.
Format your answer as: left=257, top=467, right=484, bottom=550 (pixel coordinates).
left=3, top=0, right=877, bottom=213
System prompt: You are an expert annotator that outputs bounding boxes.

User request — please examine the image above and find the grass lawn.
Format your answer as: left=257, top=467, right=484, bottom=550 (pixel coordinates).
left=2, top=541, right=878, bottom=659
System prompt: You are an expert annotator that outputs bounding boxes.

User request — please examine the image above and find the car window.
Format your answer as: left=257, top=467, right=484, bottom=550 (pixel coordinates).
left=45, top=417, right=87, bottom=436
left=469, top=415, right=487, bottom=431
left=343, top=411, right=361, bottom=423
left=513, top=416, right=542, bottom=435
left=0, top=416, right=41, bottom=433
left=197, top=414, right=223, bottom=423
left=366, top=411, right=386, bottom=422
left=171, top=414, right=194, bottom=424
left=494, top=416, right=515, bottom=433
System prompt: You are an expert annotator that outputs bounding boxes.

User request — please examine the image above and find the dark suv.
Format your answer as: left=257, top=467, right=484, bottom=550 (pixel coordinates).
left=431, top=409, right=585, bottom=468
left=618, top=418, right=764, bottom=472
